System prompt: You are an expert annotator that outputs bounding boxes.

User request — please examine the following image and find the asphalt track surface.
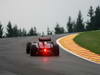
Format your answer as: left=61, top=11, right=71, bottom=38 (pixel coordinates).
left=0, top=34, right=100, bottom=75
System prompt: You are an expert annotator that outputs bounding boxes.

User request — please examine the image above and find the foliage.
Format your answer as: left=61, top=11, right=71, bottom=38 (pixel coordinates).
left=0, top=6, right=100, bottom=37
left=47, top=27, right=52, bottom=35
left=94, top=6, right=100, bottom=30
left=86, top=6, right=95, bottom=30
left=0, top=23, right=3, bottom=38
left=13, top=25, right=19, bottom=37
left=86, top=6, right=100, bottom=31
left=28, top=27, right=34, bottom=36
left=55, top=24, right=65, bottom=34
left=6, top=21, right=13, bottom=37
left=75, top=11, right=85, bottom=32
left=67, top=16, right=73, bottom=33
left=21, top=28, right=27, bottom=36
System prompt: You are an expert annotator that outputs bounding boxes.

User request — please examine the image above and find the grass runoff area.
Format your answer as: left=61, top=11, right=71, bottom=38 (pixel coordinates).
left=74, top=30, right=100, bottom=54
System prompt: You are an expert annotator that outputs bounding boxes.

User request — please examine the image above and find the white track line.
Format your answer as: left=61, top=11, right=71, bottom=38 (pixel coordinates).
left=56, top=35, right=100, bottom=64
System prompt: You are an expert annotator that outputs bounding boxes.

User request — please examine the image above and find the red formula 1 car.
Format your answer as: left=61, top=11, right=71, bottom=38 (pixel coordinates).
left=26, top=37, right=59, bottom=56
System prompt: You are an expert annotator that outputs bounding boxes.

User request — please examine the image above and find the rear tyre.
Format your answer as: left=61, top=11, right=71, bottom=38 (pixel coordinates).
left=53, top=44, right=59, bottom=56
left=26, top=42, right=31, bottom=54
left=30, top=45, right=37, bottom=56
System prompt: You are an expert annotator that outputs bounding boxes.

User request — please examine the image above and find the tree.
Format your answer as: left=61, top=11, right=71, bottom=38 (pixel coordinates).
left=13, top=25, right=19, bottom=37
left=60, top=27, right=65, bottom=33
left=42, top=32, right=45, bottom=36
left=94, top=6, right=100, bottom=30
left=33, top=26, right=37, bottom=36
left=18, top=28, right=23, bottom=36
left=47, top=27, right=50, bottom=35
left=55, top=23, right=65, bottom=34
left=47, top=27, right=52, bottom=35
left=6, top=21, right=13, bottom=37
left=0, top=23, right=3, bottom=38
left=55, top=24, right=61, bottom=34
left=67, top=16, right=73, bottom=33
left=22, top=28, right=27, bottom=36
left=76, top=11, right=85, bottom=32
left=72, top=21, right=76, bottom=32
left=28, top=27, right=34, bottom=36
left=86, top=6, right=95, bottom=31
left=88, top=6, right=94, bottom=18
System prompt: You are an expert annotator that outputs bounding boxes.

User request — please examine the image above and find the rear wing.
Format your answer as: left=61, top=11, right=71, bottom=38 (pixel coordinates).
left=39, top=37, right=51, bottom=41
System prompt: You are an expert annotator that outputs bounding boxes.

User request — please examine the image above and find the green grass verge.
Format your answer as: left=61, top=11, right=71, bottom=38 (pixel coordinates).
left=74, top=30, right=100, bottom=54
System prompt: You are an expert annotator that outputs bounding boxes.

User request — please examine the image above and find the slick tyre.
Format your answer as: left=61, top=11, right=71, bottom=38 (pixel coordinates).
left=54, top=44, right=59, bottom=56
left=30, top=45, right=37, bottom=56
left=26, top=42, right=31, bottom=54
